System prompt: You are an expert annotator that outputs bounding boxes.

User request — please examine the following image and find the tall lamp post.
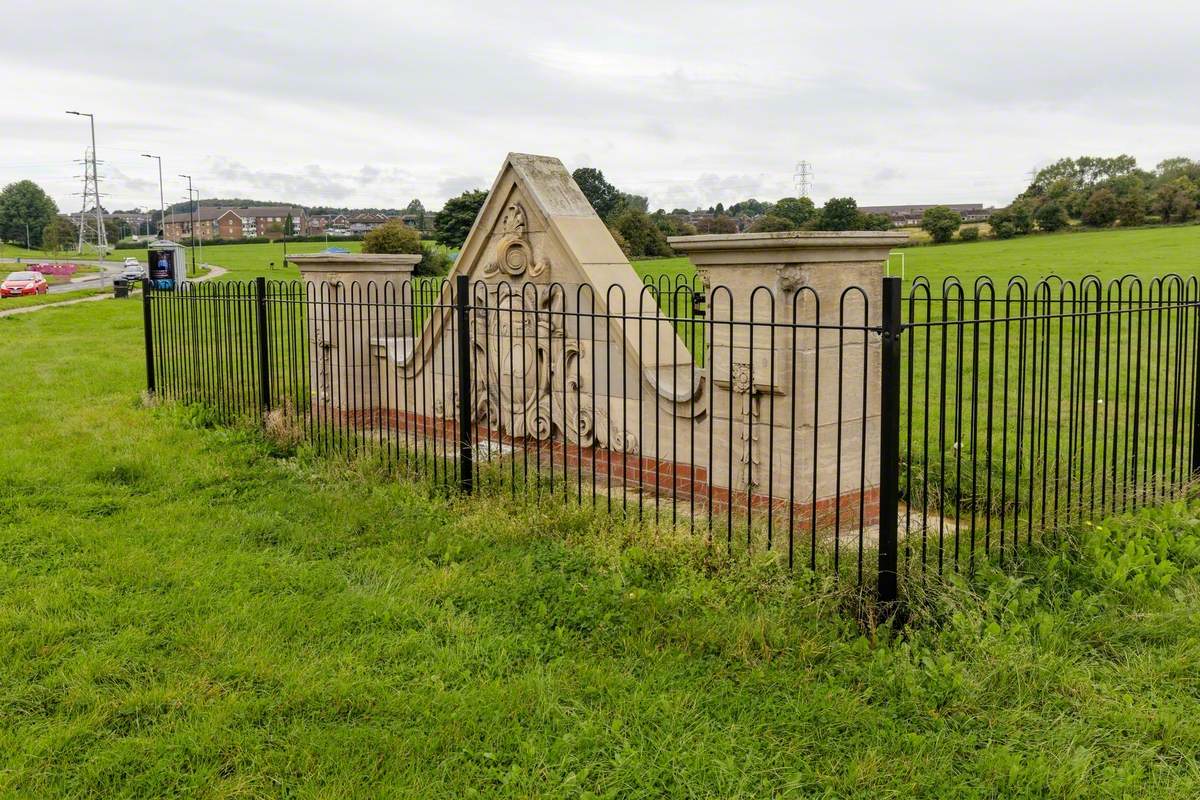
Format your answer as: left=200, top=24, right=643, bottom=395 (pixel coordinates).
left=65, top=110, right=106, bottom=261
left=142, top=153, right=165, bottom=238
left=179, top=174, right=195, bottom=277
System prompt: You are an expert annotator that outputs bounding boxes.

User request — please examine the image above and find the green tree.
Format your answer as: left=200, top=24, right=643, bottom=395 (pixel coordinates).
left=404, top=198, right=427, bottom=229
left=362, top=220, right=422, bottom=255
left=747, top=214, right=797, bottom=233
left=816, top=197, right=859, bottom=231
left=858, top=212, right=893, bottom=231
left=611, top=209, right=672, bottom=257
left=571, top=167, right=621, bottom=221
left=284, top=213, right=294, bottom=237
left=957, top=225, right=980, bottom=242
left=1010, top=200, right=1036, bottom=234
left=1034, top=200, right=1069, bottom=232
left=0, top=180, right=58, bottom=248
left=1081, top=188, right=1119, bottom=227
left=772, top=196, right=816, bottom=227
left=694, top=214, right=738, bottom=234
left=920, top=205, right=962, bottom=243
left=1151, top=178, right=1198, bottom=223
left=41, top=216, right=76, bottom=253
left=993, top=220, right=1017, bottom=240
left=1116, top=187, right=1147, bottom=226
left=434, top=189, right=487, bottom=249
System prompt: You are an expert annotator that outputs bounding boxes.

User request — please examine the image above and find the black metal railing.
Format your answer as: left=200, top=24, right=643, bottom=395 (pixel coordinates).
left=142, top=273, right=1200, bottom=601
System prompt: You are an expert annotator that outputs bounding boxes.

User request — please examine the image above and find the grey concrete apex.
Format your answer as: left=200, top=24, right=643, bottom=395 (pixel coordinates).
left=668, top=231, right=909, bottom=264
left=286, top=253, right=422, bottom=273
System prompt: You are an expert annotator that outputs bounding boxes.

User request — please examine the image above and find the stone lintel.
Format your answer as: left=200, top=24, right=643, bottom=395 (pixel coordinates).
left=667, top=231, right=908, bottom=267
left=287, top=253, right=422, bottom=284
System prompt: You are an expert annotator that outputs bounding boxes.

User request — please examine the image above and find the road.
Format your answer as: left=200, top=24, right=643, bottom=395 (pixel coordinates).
left=0, top=257, right=127, bottom=294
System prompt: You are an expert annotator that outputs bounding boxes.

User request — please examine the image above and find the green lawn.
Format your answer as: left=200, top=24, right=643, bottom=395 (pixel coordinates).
left=3, top=263, right=1200, bottom=796
left=0, top=288, right=105, bottom=311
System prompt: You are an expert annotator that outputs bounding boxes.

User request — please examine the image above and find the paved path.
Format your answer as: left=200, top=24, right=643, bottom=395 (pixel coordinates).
left=0, top=264, right=226, bottom=319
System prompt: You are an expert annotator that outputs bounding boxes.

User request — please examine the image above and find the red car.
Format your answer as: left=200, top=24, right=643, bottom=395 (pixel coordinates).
left=0, top=271, right=50, bottom=298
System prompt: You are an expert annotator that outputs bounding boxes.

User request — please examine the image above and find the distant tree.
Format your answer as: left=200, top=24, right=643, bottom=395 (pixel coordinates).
left=610, top=192, right=649, bottom=219
left=612, top=209, right=672, bottom=257
left=434, top=189, right=487, bottom=249
left=404, top=198, right=427, bottom=228
left=920, top=205, right=962, bottom=243
left=694, top=214, right=738, bottom=234
left=858, top=212, right=893, bottom=231
left=993, top=220, right=1017, bottom=240
left=606, top=224, right=633, bottom=257
left=816, top=197, right=859, bottom=231
left=747, top=214, right=796, bottom=233
left=1010, top=200, right=1036, bottom=234
left=1116, top=187, right=1147, bottom=226
left=1034, top=200, right=1070, bottom=232
left=1155, top=157, right=1200, bottom=184
left=0, top=180, right=58, bottom=248
left=670, top=208, right=690, bottom=215
left=1151, top=178, right=1198, bottom=223
left=714, top=202, right=725, bottom=215
left=41, top=216, right=76, bottom=253
left=572, top=167, right=621, bottom=221
left=728, top=198, right=769, bottom=217
left=958, top=225, right=980, bottom=242
left=284, top=212, right=294, bottom=236
left=773, top=196, right=816, bottom=227
left=363, top=220, right=422, bottom=255
left=651, top=210, right=697, bottom=237
left=1081, top=188, right=1119, bottom=227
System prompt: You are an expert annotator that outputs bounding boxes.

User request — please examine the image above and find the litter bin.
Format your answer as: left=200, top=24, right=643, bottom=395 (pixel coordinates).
left=113, top=278, right=129, bottom=299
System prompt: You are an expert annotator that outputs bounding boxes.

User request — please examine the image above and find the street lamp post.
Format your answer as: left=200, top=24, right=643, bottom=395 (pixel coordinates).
left=65, top=110, right=105, bottom=262
left=142, top=153, right=166, bottom=238
left=179, top=174, right=196, bottom=277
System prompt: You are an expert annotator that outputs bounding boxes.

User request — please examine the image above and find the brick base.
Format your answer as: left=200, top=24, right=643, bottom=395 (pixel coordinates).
left=319, top=405, right=880, bottom=529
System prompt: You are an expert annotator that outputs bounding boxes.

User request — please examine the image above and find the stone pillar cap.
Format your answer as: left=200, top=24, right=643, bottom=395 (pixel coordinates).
left=286, top=253, right=422, bottom=272
left=669, top=230, right=908, bottom=251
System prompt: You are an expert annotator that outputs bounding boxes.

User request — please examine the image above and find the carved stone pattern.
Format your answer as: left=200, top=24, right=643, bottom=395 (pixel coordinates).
left=730, top=361, right=762, bottom=492
left=482, top=201, right=548, bottom=280
left=468, top=284, right=638, bottom=454
left=777, top=265, right=807, bottom=295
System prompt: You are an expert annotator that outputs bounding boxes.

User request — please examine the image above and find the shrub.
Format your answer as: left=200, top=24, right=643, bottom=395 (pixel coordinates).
left=415, top=244, right=452, bottom=277
left=920, top=205, right=962, bottom=244
left=362, top=221, right=421, bottom=255
left=747, top=214, right=797, bottom=233
left=992, top=221, right=1017, bottom=240
left=1081, top=188, right=1119, bottom=227
left=1034, top=200, right=1069, bottom=232
left=957, top=225, right=980, bottom=242
left=607, top=225, right=633, bottom=257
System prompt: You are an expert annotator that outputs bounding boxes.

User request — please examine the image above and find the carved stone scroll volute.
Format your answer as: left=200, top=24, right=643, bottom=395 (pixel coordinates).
left=482, top=202, right=549, bottom=280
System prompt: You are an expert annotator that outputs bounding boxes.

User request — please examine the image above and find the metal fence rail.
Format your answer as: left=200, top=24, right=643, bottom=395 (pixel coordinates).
left=142, top=273, right=1200, bottom=601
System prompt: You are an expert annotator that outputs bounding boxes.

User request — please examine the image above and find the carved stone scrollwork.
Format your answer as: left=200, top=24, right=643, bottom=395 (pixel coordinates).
left=482, top=202, right=548, bottom=280
left=468, top=284, right=638, bottom=454
left=730, top=361, right=763, bottom=493
left=777, top=265, right=807, bottom=295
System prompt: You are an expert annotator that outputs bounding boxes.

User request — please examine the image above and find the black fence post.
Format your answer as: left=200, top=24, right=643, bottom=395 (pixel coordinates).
left=255, top=276, right=271, bottom=412
left=878, top=276, right=902, bottom=604
left=1192, top=301, right=1200, bottom=476
left=456, top=274, right=474, bottom=494
left=142, top=280, right=155, bottom=394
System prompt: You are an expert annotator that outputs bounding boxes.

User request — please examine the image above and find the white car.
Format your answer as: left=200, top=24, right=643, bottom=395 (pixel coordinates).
left=119, top=258, right=144, bottom=281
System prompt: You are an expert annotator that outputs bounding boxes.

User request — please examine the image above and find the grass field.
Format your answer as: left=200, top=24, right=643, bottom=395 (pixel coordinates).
left=3, top=263, right=1200, bottom=796
left=0, top=288, right=105, bottom=311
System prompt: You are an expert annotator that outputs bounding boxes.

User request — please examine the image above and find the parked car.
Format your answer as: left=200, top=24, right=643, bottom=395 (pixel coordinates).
left=1, top=271, right=49, bottom=298
left=119, top=260, right=145, bottom=281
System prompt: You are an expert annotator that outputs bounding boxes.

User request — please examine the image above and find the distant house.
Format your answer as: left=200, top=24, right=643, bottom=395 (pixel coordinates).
left=347, top=212, right=389, bottom=234
left=858, top=203, right=994, bottom=227
left=164, top=205, right=306, bottom=240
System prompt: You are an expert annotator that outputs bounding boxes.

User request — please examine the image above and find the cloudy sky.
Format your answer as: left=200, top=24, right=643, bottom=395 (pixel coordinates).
left=3, top=0, right=1197, bottom=214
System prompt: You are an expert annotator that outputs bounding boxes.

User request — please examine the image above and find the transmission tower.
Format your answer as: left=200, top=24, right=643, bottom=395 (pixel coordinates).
left=75, top=146, right=108, bottom=253
left=793, top=161, right=812, bottom=198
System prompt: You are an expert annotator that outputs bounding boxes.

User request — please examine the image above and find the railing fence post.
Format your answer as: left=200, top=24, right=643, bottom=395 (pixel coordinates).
left=1191, top=300, right=1200, bottom=476
left=255, top=276, right=271, bottom=412
left=142, top=280, right=156, bottom=394
left=456, top=274, right=474, bottom=494
left=878, top=276, right=902, bottom=604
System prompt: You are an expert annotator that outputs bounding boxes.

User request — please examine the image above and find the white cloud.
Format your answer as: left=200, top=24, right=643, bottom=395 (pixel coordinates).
left=1, top=0, right=1197, bottom=214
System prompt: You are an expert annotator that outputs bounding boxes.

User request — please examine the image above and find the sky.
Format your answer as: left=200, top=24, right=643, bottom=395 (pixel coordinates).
left=3, top=0, right=1198, bottom=215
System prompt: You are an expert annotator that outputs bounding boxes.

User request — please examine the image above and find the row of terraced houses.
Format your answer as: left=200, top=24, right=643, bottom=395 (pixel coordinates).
left=161, top=208, right=419, bottom=241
